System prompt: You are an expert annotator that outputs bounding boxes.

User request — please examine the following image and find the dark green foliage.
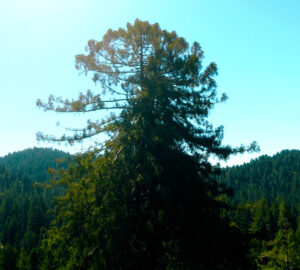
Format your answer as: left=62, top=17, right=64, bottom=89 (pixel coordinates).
left=219, top=150, right=300, bottom=270
left=219, top=150, right=300, bottom=207
left=219, top=151, right=300, bottom=268
left=251, top=202, right=300, bottom=269
left=0, top=147, right=71, bottom=269
left=0, top=147, right=70, bottom=185
left=1, top=147, right=299, bottom=269
left=0, top=244, right=18, bottom=270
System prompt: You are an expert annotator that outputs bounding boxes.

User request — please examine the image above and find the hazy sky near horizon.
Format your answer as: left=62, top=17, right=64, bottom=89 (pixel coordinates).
left=0, top=0, right=299, bottom=165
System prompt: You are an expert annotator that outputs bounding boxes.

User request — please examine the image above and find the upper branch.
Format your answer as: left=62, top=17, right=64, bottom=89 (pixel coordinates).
left=36, top=90, right=128, bottom=113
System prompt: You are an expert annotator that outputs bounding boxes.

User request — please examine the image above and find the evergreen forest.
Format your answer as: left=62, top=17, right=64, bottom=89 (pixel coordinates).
left=1, top=20, right=299, bottom=269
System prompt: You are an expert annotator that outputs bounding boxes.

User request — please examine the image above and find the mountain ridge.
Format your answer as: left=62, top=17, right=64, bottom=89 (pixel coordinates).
left=219, top=149, right=300, bottom=207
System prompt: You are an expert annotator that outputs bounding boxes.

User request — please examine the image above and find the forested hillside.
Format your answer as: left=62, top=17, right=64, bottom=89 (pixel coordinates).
left=1, top=147, right=300, bottom=269
left=217, top=150, right=300, bottom=269
left=0, top=148, right=71, bottom=269
left=219, top=150, right=300, bottom=207
left=0, top=20, right=298, bottom=269
left=0, top=147, right=71, bottom=184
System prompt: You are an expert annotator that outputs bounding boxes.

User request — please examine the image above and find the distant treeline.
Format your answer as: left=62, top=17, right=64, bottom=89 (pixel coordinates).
left=219, top=149, right=300, bottom=208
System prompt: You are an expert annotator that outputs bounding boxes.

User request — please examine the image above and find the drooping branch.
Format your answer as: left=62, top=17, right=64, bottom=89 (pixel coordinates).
left=37, top=127, right=107, bottom=145
left=37, top=115, right=120, bottom=144
left=36, top=90, right=128, bottom=113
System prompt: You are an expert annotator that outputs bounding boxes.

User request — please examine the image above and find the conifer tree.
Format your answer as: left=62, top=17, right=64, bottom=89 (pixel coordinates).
left=38, top=19, right=258, bottom=269
left=258, top=202, right=300, bottom=270
left=250, top=198, right=271, bottom=240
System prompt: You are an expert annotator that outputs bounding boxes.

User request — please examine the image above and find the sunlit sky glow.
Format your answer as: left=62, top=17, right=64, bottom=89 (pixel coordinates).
left=0, top=0, right=299, bottom=166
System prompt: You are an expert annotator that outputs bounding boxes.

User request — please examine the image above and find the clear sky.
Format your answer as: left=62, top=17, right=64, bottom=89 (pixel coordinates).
left=0, top=0, right=299, bottom=165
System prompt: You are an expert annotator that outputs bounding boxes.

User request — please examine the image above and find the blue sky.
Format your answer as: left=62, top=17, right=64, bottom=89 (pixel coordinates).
left=0, top=0, right=299, bottom=165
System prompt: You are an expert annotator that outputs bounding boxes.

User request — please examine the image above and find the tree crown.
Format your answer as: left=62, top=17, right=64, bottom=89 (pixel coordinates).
left=37, top=19, right=258, bottom=160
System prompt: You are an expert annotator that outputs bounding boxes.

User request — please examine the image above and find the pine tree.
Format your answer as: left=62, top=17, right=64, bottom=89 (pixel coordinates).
left=250, top=198, right=272, bottom=240
left=38, top=19, right=258, bottom=269
left=258, top=202, right=300, bottom=269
